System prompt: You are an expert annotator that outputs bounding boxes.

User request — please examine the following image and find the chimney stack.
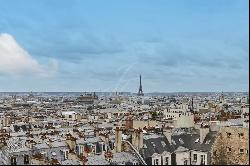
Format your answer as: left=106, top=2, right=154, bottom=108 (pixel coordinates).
left=94, top=128, right=99, bottom=137
left=163, top=127, right=172, bottom=145
left=115, top=127, right=122, bottom=153
left=200, top=124, right=209, bottom=144
left=138, top=128, right=143, bottom=150
left=132, top=129, right=139, bottom=150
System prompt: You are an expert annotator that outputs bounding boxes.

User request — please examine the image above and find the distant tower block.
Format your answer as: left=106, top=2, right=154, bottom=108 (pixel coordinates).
left=137, top=74, right=144, bottom=96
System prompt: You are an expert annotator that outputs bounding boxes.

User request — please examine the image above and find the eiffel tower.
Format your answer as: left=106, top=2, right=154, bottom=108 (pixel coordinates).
left=137, top=74, right=144, bottom=96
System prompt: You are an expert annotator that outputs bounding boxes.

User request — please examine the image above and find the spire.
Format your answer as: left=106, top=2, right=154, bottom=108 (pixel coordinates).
left=137, top=74, right=144, bottom=96
left=140, top=74, right=142, bottom=87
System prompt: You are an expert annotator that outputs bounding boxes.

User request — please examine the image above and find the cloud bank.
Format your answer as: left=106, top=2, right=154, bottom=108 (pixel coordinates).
left=0, top=33, right=58, bottom=77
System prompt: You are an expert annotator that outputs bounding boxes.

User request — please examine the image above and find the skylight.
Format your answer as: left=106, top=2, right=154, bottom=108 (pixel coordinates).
left=161, top=141, right=166, bottom=147
left=179, top=138, right=184, bottom=144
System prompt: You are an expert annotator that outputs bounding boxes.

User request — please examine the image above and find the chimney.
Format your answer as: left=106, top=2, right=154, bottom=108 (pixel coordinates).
left=163, top=127, right=172, bottom=145
left=132, top=129, right=139, bottom=150
left=115, top=127, right=122, bottom=153
left=138, top=128, right=143, bottom=150
left=200, top=125, right=209, bottom=144
left=94, top=129, right=99, bottom=137
left=66, top=135, right=77, bottom=151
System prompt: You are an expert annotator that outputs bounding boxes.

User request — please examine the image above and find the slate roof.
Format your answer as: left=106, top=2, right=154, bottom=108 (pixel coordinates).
left=140, top=134, right=175, bottom=159
left=171, top=131, right=217, bottom=152
left=61, top=159, right=81, bottom=165
left=34, top=143, right=50, bottom=149
left=76, top=137, right=102, bottom=145
left=140, top=130, right=218, bottom=161
left=50, top=141, right=68, bottom=148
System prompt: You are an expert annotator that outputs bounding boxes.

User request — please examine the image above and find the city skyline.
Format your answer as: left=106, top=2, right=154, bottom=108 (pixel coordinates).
left=0, top=0, right=249, bottom=92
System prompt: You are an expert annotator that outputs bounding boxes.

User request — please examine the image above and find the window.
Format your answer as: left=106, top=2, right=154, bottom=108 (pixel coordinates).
left=179, top=138, right=184, bottom=144
left=103, top=144, right=106, bottom=151
left=24, top=155, right=29, bottom=164
left=195, top=138, right=199, bottom=143
left=227, top=132, right=231, bottom=138
left=201, top=155, right=206, bottom=165
left=213, top=150, right=217, bottom=156
left=64, top=150, right=69, bottom=160
left=193, top=154, right=197, bottom=161
left=165, top=157, right=169, bottom=165
left=41, top=151, right=47, bottom=159
left=69, top=115, right=72, bottom=118
left=227, top=147, right=232, bottom=152
left=239, top=133, right=244, bottom=138
left=239, top=149, right=244, bottom=154
left=161, top=141, right=166, bottom=147
left=154, top=159, right=159, bottom=165
left=184, top=160, right=188, bottom=165
left=11, top=157, right=17, bottom=165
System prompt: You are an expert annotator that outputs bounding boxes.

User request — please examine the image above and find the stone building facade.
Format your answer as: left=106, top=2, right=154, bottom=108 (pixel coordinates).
left=211, top=126, right=249, bottom=165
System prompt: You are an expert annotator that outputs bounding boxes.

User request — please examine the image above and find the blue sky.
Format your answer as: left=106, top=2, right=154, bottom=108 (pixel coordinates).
left=0, top=0, right=249, bottom=92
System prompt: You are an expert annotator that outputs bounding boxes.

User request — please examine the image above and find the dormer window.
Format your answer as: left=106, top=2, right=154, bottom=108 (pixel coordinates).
left=154, top=159, right=159, bottom=165
left=179, top=138, right=184, bottom=144
left=195, top=138, right=199, bottom=143
left=11, top=156, right=17, bottom=165
left=239, top=149, right=244, bottom=154
left=161, top=141, right=166, bottom=147
left=193, top=154, right=197, bottom=161
left=227, top=132, right=231, bottom=138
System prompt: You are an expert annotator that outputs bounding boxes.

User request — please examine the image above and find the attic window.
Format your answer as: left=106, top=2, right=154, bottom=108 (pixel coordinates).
left=171, top=140, right=176, bottom=145
left=179, top=138, right=184, bottom=144
left=205, top=140, right=211, bottom=144
left=161, top=141, right=166, bottom=147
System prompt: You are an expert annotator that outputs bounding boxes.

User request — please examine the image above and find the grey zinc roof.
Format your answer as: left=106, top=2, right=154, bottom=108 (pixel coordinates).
left=61, top=159, right=81, bottom=165
left=141, top=130, right=218, bottom=162
left=87, top=155, right=109, bottom=165
left=76, top=137, right=102, bottom=145
left=87, top=152, right=139, bottom=165
left=50, top=141, right=68, bottom=148
left=171, top=131, right=217, bottom=152
left=112, top=152, right=139, bottom=164
left=34, top=143, right=50, bottom=149
left=140, top=134, right=175, bottom=159
left=5, top=137, right=31, bottom=153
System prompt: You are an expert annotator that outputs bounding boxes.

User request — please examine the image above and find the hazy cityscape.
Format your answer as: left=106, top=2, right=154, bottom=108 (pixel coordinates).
left=0, top=0, right=249, bottom=165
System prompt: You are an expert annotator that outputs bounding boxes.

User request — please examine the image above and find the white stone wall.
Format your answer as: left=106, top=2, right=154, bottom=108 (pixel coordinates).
left=174, top=114, right=194, bottom=128
left=151, top=153, right=162, bottom=165
left=190, top=151, right=208, bottom=165
left=162, top=152, right=172, bottom=165
left=175, top=151, right=190, bottom=165
left=164, top=108, right=194, bottom=128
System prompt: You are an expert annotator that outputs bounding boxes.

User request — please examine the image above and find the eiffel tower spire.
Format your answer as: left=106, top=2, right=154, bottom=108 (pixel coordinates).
left=137, top=74, right=144, bottom=96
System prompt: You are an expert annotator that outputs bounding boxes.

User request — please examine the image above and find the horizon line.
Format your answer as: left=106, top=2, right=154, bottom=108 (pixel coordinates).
left=0, top=91, right=248, bottom=93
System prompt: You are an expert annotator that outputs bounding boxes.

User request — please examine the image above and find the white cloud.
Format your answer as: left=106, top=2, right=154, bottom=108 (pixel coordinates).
left=0, top=33, right=58, bottom=77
